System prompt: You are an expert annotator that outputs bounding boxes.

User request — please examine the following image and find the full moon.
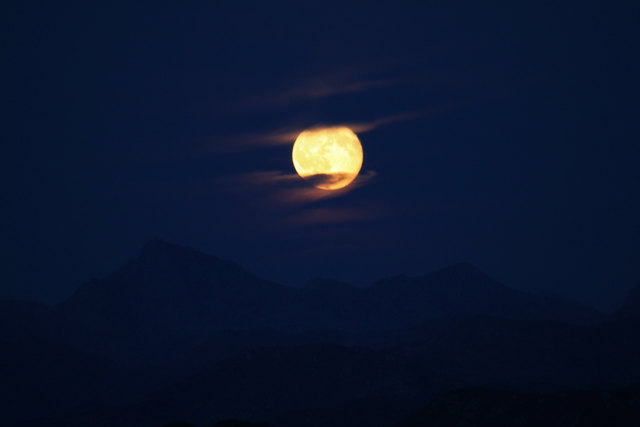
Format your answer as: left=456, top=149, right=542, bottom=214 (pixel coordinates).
left=292, top=126, right=363, bottom=190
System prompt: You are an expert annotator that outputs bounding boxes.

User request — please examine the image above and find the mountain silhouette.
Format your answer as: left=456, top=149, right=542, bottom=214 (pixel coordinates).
left=160, top=421, right=270, bottom=427
left=362, top=262, right=602, bottom=328
left=0, top=319, right=135, bottom=425
left=169, top=327, right=354, bottom=378
left=0, top=300, right=79, bottom=343
left=613, top=281, right=640, bottom=320
left=5, top=239, right=636, bottom=427
left=58, top=239, right=301, bottom=366
left=268, top=395, right=419, bottom=427
left=303, top=277, right=359, bottom=294
left=395, top=386, right=640, bottom=427
left=28, top=343, right=459, bottom=427
left=55, top=239, right=601, bottom=367
left=402, top=315, right=640, bottom=389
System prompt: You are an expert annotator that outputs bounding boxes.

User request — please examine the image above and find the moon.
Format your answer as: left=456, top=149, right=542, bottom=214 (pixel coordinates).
left=292, top=126, right=363, bottom=190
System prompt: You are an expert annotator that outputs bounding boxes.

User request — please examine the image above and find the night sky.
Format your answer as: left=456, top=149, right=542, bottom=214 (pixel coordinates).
left=2, top=2, right=639, bottom=311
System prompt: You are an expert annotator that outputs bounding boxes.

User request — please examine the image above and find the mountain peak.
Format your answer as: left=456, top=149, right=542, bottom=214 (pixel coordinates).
left=432, top=261, right=487, bottom=278
left=303, top=278, right=357, bottom=293
left=371, top=262, right=487, bottom=289
left=614, top=281, right=640, bottom=319
left=136, top=238, right=231, bottom=269
left=139, top=237, right=199, bottom=258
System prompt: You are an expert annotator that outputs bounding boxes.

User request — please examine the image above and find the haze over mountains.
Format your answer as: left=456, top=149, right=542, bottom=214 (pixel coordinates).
left=2, top=239, right=639, bottom=426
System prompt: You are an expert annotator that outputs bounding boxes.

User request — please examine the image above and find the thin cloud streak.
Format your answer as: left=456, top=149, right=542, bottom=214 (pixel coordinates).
left=199, top=129, right=300, bottom=155
left=229, top=171, right=301, bottom=186
left=349, top=107, right=442, bottom=133
left=252, top=76, right=411, bottom=108
left=270, top=171, right=377, bottom=205
left=204, top=106, right=448, bottom=155
left=245, top=60, right=412, bottom=109
left=206, top=170, right=377, bottom=205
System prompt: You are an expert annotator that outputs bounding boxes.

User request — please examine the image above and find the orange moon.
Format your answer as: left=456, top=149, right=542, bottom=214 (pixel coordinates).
left=291, top=126, right=363, bottom=190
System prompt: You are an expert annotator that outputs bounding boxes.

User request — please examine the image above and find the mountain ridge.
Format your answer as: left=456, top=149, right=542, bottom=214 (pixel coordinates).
left=613, top=281, right=640, bottom=320
left=3, top=239, right=639, bottom=426
left=51, top=239, right=602, bottom=366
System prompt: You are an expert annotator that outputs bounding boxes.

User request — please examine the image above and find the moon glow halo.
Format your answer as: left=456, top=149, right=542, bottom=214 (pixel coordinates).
left=292, top=126, right=363, bottom=190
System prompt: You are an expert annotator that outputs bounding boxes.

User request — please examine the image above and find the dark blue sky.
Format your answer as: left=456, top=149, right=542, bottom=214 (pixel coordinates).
left=2, top=1, right=639, bottom=311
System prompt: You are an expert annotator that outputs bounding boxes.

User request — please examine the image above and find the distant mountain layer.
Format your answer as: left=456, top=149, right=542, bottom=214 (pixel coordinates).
left=56, top=239, right=602, bottom=366
left=57, top=239, right=301, bottom=365
left=8, top=306, right=640, bottom=427
left=5, top=239, right=638, bottom=427
left=396, top=386, right=640, bottom=427
left=159, top=386, right=640, bottom=427
left=402, top=315, right=640, bottom=388
left=0, top=331, right=134, bottom=426
left=614, top=281, right=640, bottom=319
left=20, top=343, right=458, bottom=427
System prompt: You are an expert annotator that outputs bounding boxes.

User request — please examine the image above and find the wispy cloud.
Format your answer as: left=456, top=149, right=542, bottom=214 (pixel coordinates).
left=191, top=64, right=456, bottom=219
left=201, top=106, right=447, bottom=155
left=349, top=107, right=446, bottom=133
left=193, top=169, right=382, bottom=226
left=226, top=170, right=300, bottom=186
left=251, top=75, right=410, bottom=108
left=209, top=170, right=377, bottom=204
left=243, top=61, right=413, bottom=109
left=269, top=171, right=377, bottom=205
left=199, top=129, right=301, bottom=155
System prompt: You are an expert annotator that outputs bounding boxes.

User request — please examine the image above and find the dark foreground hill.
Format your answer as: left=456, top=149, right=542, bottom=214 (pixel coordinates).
left=159, top=386, right=640, bottom=427
left=0, top=301, right=155, bottom=426
left=160, top=421, right=270, bottom=427
left=24, top=343, right=459, bottom=427
left=402, top=315, right=640, bottom=388
left=396, top=386, right=640, bottom=427
left=0, top=332, right=129, bottom=426
left=614, top=281, right=640, bottom=320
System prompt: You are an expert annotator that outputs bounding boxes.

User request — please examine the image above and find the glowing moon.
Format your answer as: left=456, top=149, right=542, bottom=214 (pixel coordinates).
left=292, top=126, right=363, bottom=190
